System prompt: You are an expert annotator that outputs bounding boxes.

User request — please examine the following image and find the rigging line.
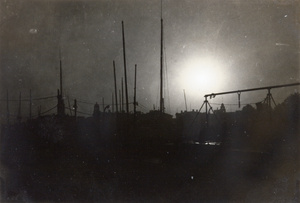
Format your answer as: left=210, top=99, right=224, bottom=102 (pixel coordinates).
left=67, top=95, right=99, bottom=105
left=61, top=107, right=91, bottom=116
left=134, top=101, right=147, bottom=110
left=185, top=101, right=206, bottom=132
left=76, top=110, right=92, bottom=116
left=138, top=102, right=148, bottom=108
left=0, top=95, right=56, bottom=102
left=32, top=96, right=57, bottom=101
left=75, top=99, right=111, bottom=106
left=38, top=105, right=57, bottom=115
left=138, top=103, right=149, bottom=110
left=67, top=94, right=97, bottom=101
left=75, top=100, right=95, bottom=105
left=137, top=106, right=147, bottom=112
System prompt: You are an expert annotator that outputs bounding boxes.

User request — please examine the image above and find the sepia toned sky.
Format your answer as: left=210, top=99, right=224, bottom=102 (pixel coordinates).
left=0, top=0, right=299, bottom=120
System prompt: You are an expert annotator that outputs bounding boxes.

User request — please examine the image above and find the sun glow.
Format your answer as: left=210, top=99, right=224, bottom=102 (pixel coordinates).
left=179, top=56, right=226, bottom=95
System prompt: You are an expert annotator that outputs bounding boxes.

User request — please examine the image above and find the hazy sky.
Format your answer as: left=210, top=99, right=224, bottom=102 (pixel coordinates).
left=0, top=0, right=299, bottom=121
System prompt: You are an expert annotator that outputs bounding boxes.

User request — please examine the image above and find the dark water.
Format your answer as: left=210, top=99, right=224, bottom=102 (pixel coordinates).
left=1, top=134, right=299, bottom=202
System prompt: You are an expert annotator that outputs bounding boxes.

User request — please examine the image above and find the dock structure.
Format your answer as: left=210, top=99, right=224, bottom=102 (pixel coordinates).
left=201, top=83, right=300, bottom=124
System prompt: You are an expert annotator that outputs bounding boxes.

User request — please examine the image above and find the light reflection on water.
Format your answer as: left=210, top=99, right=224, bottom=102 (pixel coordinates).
left=184, top=141, right=221, bottom=146
left=203, top=141, right=221, bottom=146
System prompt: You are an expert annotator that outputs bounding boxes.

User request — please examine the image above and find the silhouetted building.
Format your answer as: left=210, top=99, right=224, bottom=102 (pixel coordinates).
left=215, top=103, right=226, bottom=114
left=220, top=103, right=226, bottom=113
left=93, top=102, right=101, bottom=118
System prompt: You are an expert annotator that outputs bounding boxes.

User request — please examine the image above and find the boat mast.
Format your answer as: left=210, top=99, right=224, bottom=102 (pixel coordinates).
left=134, top=64, right=137, bottom=116
left=122, top=21, right=129, bottom=114
left=112, top=93, right=114, bottom=112
left=121, top=77, right=124, bottom=112
left=183, top=89, right=187, bottom=112
left=57, top=50, right=65, bottom=117
left=159, top=0, right=164, bottom=113
left=119, top=90, right=121, bottom=112
left=59, top=48, right=63, bottom=96
left=113, top=60, right=118, bottom=113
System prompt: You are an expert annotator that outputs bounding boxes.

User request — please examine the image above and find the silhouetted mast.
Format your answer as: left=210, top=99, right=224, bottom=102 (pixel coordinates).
left=60, top=61, right=63, bottom=97
left=121, top=77, right=124, bottom=112
left=183, top=89, right=187, bottom=111
left=113, top=61, right=118, bottom=113
left=112, top=93, right=114, bottom=112
left=134, top=64, right=137, bottom=115
left=119, top=90, right=121, bottom=112
left=122, top=21, right=129, bottom=113
left=57, top=54, right=65, bottom=117
left=160, top=2, right=164, bottom=113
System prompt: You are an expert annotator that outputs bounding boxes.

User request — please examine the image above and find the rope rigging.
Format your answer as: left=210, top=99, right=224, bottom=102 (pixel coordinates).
left=0, top=95, right=56, bottom=102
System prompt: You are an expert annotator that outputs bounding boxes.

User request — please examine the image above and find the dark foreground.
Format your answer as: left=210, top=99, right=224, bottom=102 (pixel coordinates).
left=1, top=135, right=299, bottom=202
left=1, top=92, right=299, bottom=201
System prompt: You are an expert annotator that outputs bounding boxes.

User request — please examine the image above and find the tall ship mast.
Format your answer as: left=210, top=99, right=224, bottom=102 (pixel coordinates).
left=57, top=52, right=65, bottom=117
left=159, top=1, right=164, bottom=113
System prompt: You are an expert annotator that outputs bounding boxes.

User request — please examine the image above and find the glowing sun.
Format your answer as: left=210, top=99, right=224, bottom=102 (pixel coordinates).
left=179, top=56, right=226, bottom=94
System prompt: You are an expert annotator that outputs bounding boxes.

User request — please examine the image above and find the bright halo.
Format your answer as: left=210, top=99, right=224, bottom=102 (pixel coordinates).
left=179, top=56, right=226, bottom=94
